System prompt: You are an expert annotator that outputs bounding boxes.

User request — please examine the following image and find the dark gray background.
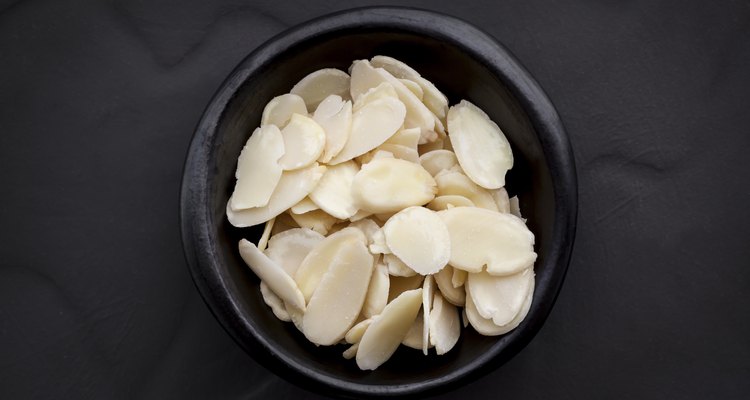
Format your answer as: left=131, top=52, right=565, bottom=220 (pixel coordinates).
left=1, top=0, right=749, bottom=398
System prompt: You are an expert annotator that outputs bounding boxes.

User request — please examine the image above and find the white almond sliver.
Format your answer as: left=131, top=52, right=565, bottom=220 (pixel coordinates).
left=418, top=138, right=444, bottom=155
left=384, top=253, right=417, bottom=277
left=260, top=281, right=291, bottom=322
left=429, top=291, right=460, bottom=355
left=261, top=93, right=307, bottom=128
left=433, top=265, right=465, bottom=307
left=440, top=207, right=536, bottom=275
left=422, top=275, right=434, bottom=355
left=257, top=217, right=275, bottom=251
left=427, top=195, right=475, bottom=211
left=435, top=171, right=498, bottom=211
left=492, top=187, right=511, bottom=213
left=419, top=150, right=459, bottom=177
left=363, top=263, right=390, bottom=318
left=447, top=100, right=513, bottom=189
left=385, top=127, right=421, bottom=149
left=467, top=267, right=534, bottom=325
left=289, top=209, right=337, bottom=235
left=238, top=239, right=305, bottom=311
left=278, top=114, right=326, bottom=170
left=270, top=212, right=298, bottom=236
left=399, top=78, right=424, bottom=100
left=294, top=227, right=366, bottom=301
left=356, top=288, right=423, bottom=370
left=351, top=158, right=437, bottom=213
left=388, top=275, right=424, bottom=303
left=452, top=267, right=467, bottom=288
left=345, top=317, right=375, bottom=344
left=303, top=240, right=374, bottom=346
left=348, top=218, right=381, bottom=247
left=402, top=312, right=425, bottom=350
left=368, top=227, right=391, bottom=255
left=383, top=206, right=450, bottom=275
left=290, top=68, right=351, bottom=110
left=328, top=97, right=406, bottom=164
left=265, top=227, right=324, bottom=277
left=509, top=195, right=523, bottom=219
left=290, top=197, right=319, bottom=214
left=465, top=273, right=535, bottom=335
left=227, top=164, right=326, bottom=228
left=313, top=95, right=352, bottom=163
left=352, top=82, right=398, bottom=111
left=230, top=125, right=285, bottom=210
left=342, top=343, right=359, bottom=360
left=377, top=143, right=420, bottom=164
left=349, top=209, right=374, bottom=223
left=309, top=160, right=359, bottom=219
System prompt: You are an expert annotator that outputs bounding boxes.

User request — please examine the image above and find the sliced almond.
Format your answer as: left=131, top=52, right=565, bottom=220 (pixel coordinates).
left=345, top=318, right=375, bottom=344
left=363, top=262, right=390, bottom=318
left=309, top=160, right=359, bottom=219
left=422, top=275, right=434, bottom=355
left=402, top=312, right=425, bottom=350
left=440, top=207, right=536, bottom=275
left=356, top=288, right=423, bottom=370
left=238, top=239, right=305, bottom=311
left=377, top=143, right=420, bottom=163
left=465, top=273, right=535, bottom=336
left=328, top=96, right=406, bottom=164
left=261, top=93, right=307, bottom=128
left=435, top=171, right=498, bottom=211
left=427, top=195, right=475, bottom=211
left=351, top=158, right=437, bottom=213
left=313, top=95, right=352, bottom=163
left=289, top=209, right=337, bottom=235
left=270, top=212, right=298, bottom=236
left=227, top=164, right=326, bottom=228
left=452, top=268, right=467, bottom=288
left=433, top=265, right=465, bottom=307
left=290, top=197, right=319, bottom=214
left=492, top=187, right=511, bottom=213
left=419, top=150, right=459, bottom=177
left=353, top=82, right=398, bottom=111
left=388, top=275, right=424, bottom=303
left=509, top=195, right=523, bottom=219
left=384, top=253, right=417, bottom=277
left=260, top=281, right=291, bottom=322
left=349, top=218, right=381, bottom=247
left=467, top=267, right=534, bottom=325
left=349, top=209, right=374, bottom=222
left=230, top=125, right=285, bottom=210
left=290, top=68, right=350, bottom=110
left=303, top=240, right=373, bottom=345
left=265, top=228, right=324, bottom=277
left=278, top=114, right=326, bottom=170
left=385, top=127, right=421, bottom=149
left=368, top=227, right=391, bottom=255
left=429, top=291, right=460, bottom=355
left=447, top=100, right=513, bottom=189
left=399, top=78, right=424, bottom=100
left=418, top=138, right=444, bottom=155
left=383, top=206, right=450, bottom=275
left=257, top=217, right=275, bottom=251
left=294, top=227, right=366, bottom=301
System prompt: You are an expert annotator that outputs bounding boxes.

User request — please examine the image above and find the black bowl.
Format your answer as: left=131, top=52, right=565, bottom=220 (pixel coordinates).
left=180, top=6, right=577, bottom=398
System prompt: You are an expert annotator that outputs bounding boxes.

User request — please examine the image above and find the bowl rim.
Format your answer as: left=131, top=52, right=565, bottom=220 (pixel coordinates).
left=180, top=6, right=577, bottom=397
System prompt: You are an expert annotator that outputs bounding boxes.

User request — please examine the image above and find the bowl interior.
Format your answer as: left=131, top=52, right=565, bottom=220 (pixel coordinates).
left=185, top=10, right=573, bottom=397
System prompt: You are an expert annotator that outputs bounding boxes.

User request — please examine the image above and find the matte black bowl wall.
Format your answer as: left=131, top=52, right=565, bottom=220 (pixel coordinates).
left=180, top=7, right=577, bottom=398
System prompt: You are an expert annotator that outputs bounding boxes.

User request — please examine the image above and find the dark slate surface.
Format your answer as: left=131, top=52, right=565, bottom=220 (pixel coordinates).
left=1, top=0, right=748, bottom=398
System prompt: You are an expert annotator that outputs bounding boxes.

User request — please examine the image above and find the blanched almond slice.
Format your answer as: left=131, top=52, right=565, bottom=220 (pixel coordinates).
left=328, top=97, right=406, bottom=164
left=443, top=135, right=453, bottom=151
left=370, top=55, right=449, bottom=123
left=433, top=265, right=465, bottom=306
left=345, top=318, right=374, bottom=344
left=435, top=171, right=498, bottom=211
left=230, top=125, right=285, bottom=210
left=509, top=195, right=523, bottom=219
left=384, top=253, right=417, bottom=277
left=261, top=93, right=307, bottom=128
left=289, top=209, right=337, bottom=235
left=385, top=127, right=421, bottom=149
left=350, top=60, right=434, bottom=135
left=492, top=187, right=511, bottom=213
left=294, top=227, right=366, bottom=301
left=388, top=275, right=424, bottom=303
left=257, top=218, right=275, bottom=251
left=270, top=212, right=298, bottom=236
left=383, top=206, right=450, bottom=275
left=468, top=267, right=534, bottom=325
left=452, top=268, right=467, bottom=288
left=462, top=308, right=468, bottom=328
left=286, top=302, right=304, bottom=332
left=351, top=158, right=437, bottom=213
left=447, top=100, right=513, bottom=189
left=418, top=138, right=444, bottom=155
left=353, top=82, right=398, bottom=111
left=290, top=68, right=350, bottom=110
left=265, top=228, right=324, bottom=277
left=429, top=291, right=460, bottom=355
left=238, top=239, right=305, bottom=311
left=363, top=263, right=389, bottom=318
left=465, top=273, right=534, bottom=336
left=402, top=312, right=425, bottom=350
left=427, top=195, right=475, bottom=211
left=290, top=197, right=319, bottom=214
left=309, top=160, right=359, bottom=219
left=356, top=288, right=423, bottom=370
left=422, top=275, right=434, bottom=355
left=368, top=227, right=391, bottom=255
left=260, top=281, right=291, bottom=322
left=349, top=209, right=374, bottom=222
left=343, top=343, right=359, bottom=360
left=303, top=240, right=373, bottom=345
left=440, top=207, right=536, bottom=275
left=313, top=95, right=352, bottom=163
left=377, top=143, right=420, bottom=163
left=278, top=114, right=326, bottom=170
left=419, top=150, right=459, bottom=177
left=227, top=164, right=326, bottom=227
left=399, top=78, right=423, bottom=100
left=349, top=218, right=381, bottom=247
